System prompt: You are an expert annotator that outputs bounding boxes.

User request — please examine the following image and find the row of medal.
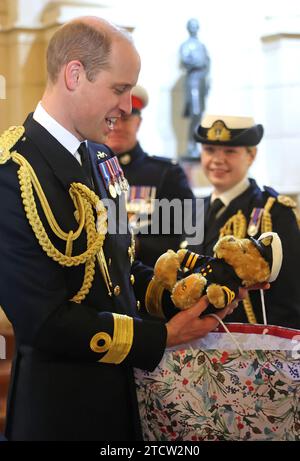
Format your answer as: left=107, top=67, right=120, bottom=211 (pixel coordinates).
left=98, top=156, right=129, bottom=198
left=247, top=207, right=264, bottom=236
left=126, top=186, right=156, bottom=214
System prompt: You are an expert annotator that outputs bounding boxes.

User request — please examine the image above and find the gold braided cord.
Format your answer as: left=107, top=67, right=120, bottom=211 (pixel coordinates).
left=242, top=294, right=257, bottom=324
left=70, top=200, right=99, bottom=303
left=219, top=210, right=247, bottom=239
left=97, top=249, right=113, bottom=297
left=261, top=197, right=275, bottom=233
left=13, top=152, right=106, bottom=266
left=9, top=151, right=107, bottom=303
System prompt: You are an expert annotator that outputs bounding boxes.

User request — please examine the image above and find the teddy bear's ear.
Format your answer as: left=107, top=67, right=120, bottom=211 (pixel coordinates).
left=251, top=232, right=283, bottom=282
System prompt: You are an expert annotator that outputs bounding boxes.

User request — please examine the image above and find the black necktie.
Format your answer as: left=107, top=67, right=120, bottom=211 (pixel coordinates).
left=78, top=142, right=92, bottom=184
left=205, top=198, right=224, bottom=229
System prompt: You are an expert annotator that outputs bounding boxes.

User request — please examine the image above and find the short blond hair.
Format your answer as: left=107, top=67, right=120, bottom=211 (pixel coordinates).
left=47, top=21, right=112, bottom=83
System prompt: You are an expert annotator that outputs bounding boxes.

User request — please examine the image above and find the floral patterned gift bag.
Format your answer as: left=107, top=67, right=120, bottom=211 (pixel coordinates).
left=135, top=323, right=300, bottom=441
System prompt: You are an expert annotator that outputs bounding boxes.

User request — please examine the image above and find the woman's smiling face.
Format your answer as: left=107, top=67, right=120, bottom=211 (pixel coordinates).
left=201, top=144, right=256, bottom=193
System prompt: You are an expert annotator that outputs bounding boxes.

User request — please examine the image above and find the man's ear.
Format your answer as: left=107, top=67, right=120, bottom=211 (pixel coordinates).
left=64, top=60, right=84, bottom=91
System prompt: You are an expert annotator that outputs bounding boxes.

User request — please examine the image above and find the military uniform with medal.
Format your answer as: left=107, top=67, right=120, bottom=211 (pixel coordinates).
left=189, top=114, right=300, bottom=329
left=0, top=114, right=169, bottom=441
left=106, top=85, right=196, bottom=267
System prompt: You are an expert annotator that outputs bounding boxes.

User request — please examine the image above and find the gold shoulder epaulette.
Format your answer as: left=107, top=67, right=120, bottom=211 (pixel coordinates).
left=293, top=209, right=300, bottom=229
left=277, top=194, right=297, bottom=208
left=0, top=125, right=25, bottom=164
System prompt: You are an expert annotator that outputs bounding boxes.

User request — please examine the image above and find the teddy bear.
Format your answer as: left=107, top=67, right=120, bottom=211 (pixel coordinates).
left=153, top=232, right=282, bottom=310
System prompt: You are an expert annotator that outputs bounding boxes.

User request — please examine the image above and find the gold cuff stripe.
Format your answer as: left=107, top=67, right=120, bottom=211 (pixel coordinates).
left=189, top=253, right=199, bottom=271
left=145, top=278, right=165, bottom=319
left=90, top=332, right=112, bottom=353
left=186, top=252, right=195, bottom=268
left=261, top=197, right=275, bottom=233
left=221, top=286, right=235, bottom=304
left=99, top=314, right=133, bottom=364
left=242, top=294, right=257, bottom=324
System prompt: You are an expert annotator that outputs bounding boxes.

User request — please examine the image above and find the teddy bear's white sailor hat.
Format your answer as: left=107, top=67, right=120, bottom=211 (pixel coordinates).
left=250, top=232, right=283, bottom=282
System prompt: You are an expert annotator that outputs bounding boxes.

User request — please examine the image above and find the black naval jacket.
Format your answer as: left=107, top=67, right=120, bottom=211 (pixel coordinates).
left=119, top=142, right=195, bottom=267
left=0, top=116, right=168, bottom=441
left=191, top=179, right=300, bottom=329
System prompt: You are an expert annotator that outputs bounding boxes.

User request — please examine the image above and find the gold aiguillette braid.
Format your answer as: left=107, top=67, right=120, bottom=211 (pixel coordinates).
left=11, top=151, right=107, bottom=303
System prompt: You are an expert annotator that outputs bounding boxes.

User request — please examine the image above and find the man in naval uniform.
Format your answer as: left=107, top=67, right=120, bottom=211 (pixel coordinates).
left=0, top=18, right=241, bottom=441
left=190, top=114, right=300, bottom=328
left=106, top=85, right=196, bottom=267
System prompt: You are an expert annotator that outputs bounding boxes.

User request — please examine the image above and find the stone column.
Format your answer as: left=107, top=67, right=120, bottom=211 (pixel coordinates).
left=261, top=32, right=300, bottom=201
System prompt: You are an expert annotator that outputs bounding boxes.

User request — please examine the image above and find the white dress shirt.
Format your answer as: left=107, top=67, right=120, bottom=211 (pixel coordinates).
left=33, top=102, right=83, bottom=164
left=211, top=177, right=250, bottom=217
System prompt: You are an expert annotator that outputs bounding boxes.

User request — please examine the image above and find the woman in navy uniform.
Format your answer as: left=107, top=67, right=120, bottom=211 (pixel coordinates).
left=0, top=18, right=237, bottom=441
left=106, top=85, right=196, bottom=267
left=191, top=114, right=300, bottom=328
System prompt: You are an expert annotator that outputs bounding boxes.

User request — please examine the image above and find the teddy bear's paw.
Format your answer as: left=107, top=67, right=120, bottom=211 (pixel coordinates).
left=154, top=249, right=180, bottom=291
left=176, top=249, right=188, bottom=264
left=207, top=284, right=226, bottom=308
left=171, top=273, right=207, bottom=310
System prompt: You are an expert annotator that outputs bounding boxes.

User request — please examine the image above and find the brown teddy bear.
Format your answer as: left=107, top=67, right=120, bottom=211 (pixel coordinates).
left=153, top=232, right=282, bottom=310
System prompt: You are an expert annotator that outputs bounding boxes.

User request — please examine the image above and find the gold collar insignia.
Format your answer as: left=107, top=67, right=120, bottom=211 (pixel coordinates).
left=277, top=194, right=296, bottom=208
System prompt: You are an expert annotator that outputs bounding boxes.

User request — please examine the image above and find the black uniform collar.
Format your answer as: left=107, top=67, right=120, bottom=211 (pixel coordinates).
left=22, top=113, right=92, bottom=191
left=118, top=142, right=147, bottom=167
left=207, top=178, right=258, bottom=214
left=226, top=178, right=259, bottom=206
